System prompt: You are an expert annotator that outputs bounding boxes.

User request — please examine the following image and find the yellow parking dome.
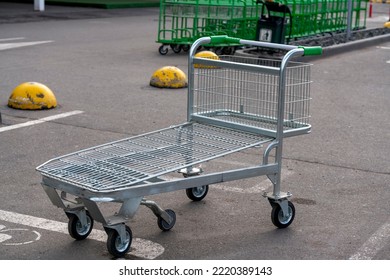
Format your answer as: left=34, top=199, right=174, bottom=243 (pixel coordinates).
left=8, top=82, right=57, bottom=110
left=150, top=66, right=188, bottom=89
left=384, top=21, right=390, bottom=28
left=194, top=50, right=220, bottom=68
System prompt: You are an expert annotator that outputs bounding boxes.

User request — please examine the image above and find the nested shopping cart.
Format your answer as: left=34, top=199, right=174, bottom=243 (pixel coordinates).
left=36, top=36, right=321, bottom=258
left=157, top=0, right=260, bottom=55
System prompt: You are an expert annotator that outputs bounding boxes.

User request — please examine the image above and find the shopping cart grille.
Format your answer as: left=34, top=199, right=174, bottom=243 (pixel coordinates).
left=192, top=56, right=312, bottom=133
left=37, top=123, right=273, bottom=191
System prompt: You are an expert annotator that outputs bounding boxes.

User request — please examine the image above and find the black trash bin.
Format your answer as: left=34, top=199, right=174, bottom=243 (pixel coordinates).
left=256, top=0, right=292, bottom=44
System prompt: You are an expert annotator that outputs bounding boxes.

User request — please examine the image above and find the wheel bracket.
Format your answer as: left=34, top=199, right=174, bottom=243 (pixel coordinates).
left=263, top=191, right=292, bottom=219
left=66, top=208, right=88, bottom=229
left=141, top=199, right=172, bottom=224
left=105, top=223, right=128, bottom=248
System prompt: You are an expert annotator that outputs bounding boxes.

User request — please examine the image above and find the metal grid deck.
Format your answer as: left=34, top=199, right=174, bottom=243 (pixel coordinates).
left=37, top=122, right=273, bottom=191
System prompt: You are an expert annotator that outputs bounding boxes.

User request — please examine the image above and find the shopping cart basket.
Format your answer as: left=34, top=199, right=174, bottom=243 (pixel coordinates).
left=36, top=36, right=322, bottom=258
left=157, top=0, right=260, bottom=55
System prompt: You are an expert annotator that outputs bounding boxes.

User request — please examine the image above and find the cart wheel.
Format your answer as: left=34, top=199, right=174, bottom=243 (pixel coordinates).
left=68, top=211, right=94, bottom=240
left=106, top=225, right=132, bottom=258
left=271, top=201, right=295, bottom=228
left=223, top=46, right=235, bottom=55
left=186, top=185, right=209, bottom=201
left=171, top=44, right=182, bottom=53
left=157, top=209, right=176, bottom=231
left=159, top=45, right=169, bottom=55
left=182, top=44, right=190, bottom=52
left=213, top=47, right=224, bottom=55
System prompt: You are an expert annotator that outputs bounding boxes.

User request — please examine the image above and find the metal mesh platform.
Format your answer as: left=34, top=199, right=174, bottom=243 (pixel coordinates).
left=37, top=122, right=273, bottom=191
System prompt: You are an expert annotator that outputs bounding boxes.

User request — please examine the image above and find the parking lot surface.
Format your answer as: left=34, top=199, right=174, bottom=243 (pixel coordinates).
left=0, top=3, right=389, bottom=261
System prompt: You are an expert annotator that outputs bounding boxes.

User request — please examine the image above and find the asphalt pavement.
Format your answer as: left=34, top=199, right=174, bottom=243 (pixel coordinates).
left=0, top=0, right=389, bottom=263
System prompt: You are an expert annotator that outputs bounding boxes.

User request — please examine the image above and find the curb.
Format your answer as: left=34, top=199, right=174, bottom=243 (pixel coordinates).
left=308, top=33, right=390, bottom=61
left=236, top=33, right=390, bottom=62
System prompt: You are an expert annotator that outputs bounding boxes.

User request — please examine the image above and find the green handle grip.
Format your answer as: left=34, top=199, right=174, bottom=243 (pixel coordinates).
left=298, top=46, right=323, bottom=56
left=209, top=35, right=241, bottom=45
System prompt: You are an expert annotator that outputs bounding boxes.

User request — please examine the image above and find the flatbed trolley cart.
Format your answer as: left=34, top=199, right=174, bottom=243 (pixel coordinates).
left=36, top=36, right=322, bottom=258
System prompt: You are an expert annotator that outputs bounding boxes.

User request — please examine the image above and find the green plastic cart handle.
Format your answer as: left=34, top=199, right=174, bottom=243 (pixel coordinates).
left=208, top=36, right=323, bottom=57
left=209, top=35, right=241, bottom=45
left=298, top=46, right=323, bottom=56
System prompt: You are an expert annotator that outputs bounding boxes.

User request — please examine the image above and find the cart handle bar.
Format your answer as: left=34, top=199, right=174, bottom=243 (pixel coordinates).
left=206, top=35, right=322, bottom=56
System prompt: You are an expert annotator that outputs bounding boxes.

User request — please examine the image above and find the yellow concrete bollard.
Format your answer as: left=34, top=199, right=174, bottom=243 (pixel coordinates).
left=194, top=51, right=220, bottom=69
left=150, top=66, right=188, bottom=89
left=8, top=82, right=57, bottom=110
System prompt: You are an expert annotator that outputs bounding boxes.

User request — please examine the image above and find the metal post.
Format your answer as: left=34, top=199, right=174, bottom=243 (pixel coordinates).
left=369, top=1, right=373, bottom=18
left=346, top=0, right=353, bottom=41
left=34, top=0, right=45, bottom=12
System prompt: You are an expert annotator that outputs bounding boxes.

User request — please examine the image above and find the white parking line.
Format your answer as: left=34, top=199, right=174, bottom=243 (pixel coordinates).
left=376, top=46, right=390, bottom=63
left=213, top=169, right=293, bottom=194
left=349, top=219, right=390, bottom=260
left=0, top=110, right=84, bottom=133
left=0, top=37, right=25, bottom=42
left=0, top=209, right=164, bottom=259
left=0, top=40, right=53, bottom=51
left=161, top=168, right=292, bottom=194
left=205, top=158, right=293, bottom=193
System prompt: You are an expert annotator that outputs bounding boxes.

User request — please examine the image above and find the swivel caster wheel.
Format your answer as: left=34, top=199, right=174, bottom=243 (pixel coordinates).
left=157, top=209, right=176, bottom=231
left=67, top=211, right=94, bottom=240
left=159, top=45, right=169, bottom=55
left=171, top=44, right=182, bottom=53
left=106, top=225, right=132, bottom=258
left=271, top=201, right=295, bottom=228
left=186, top=185, right=209, bottom=201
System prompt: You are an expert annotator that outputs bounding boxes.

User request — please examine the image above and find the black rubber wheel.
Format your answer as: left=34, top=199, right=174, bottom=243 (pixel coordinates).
left=171, top=44, right=182, bottom=53
left=213, top=47, right=224, bottom=55
left=68, top=211, right=94, bottom=240
left=223, top=46, right=235, bottom=55
left=185, top=185, right=209, bottom=201
left=106, top=225, right=132, bottom=258
left=182, top=44, right=190, bottom=52
left=271, top=201, right=295, bottom=228
left=159, top=45, right=169, bottom=55
left=157, top=209, right=176, bottom=231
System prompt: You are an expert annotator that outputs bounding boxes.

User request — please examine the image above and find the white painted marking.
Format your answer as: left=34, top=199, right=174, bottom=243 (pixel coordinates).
left=214, top=169, right=293, bottom=193
left=0, top=41, right=53, bottom=51
left=162, top=169, right=293, bottom=194
left=0, top=209, right=164, bottom=259
left=377, top=46, right=390, bottom=63
left=0, top=110, right=84, bottom=133
left=0, top=233, right=12, bottom=243
left=0, top=228, right=41, bottom=245
left=349, top=219, right=390, bottom=260
left=0, top=37, right=25, bottom=42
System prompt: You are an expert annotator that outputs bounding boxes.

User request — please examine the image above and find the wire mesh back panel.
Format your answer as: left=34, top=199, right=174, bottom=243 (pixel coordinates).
left=191, top=55, right=312, bottom=135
